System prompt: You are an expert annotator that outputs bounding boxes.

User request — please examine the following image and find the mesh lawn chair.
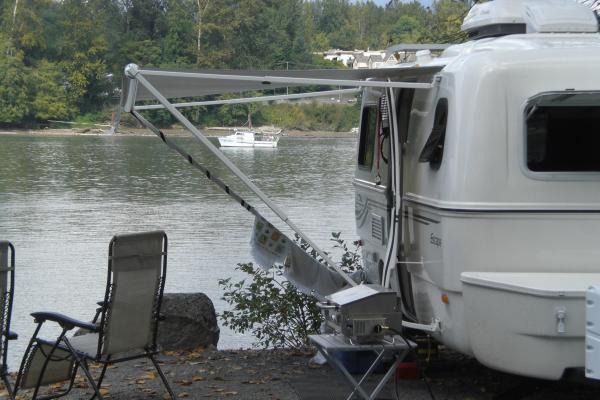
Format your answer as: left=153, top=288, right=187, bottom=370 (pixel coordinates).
left=13, top=231, right=175, bottom=400
left=0, top=241, right=17, bottom=395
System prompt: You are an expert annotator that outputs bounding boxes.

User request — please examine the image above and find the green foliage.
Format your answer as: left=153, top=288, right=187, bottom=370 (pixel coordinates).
left=0, top=38, right=29, bottom=124
left=74, top=111, right=109, bottom=125
left=219, top=233, right=362, bottom=349
left=258, top=101, right=359, bottom=132
left=30, top=60, right=71, bottom=120
left=0, top=34, right=72, bottom=125
left=219, top=263, right=323, bottom=349
left=1, top=0, right=470, bottom=127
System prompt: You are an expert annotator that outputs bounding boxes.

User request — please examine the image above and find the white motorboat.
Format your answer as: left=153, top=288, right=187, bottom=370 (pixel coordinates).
left=218, top=128, right=281, bottom=148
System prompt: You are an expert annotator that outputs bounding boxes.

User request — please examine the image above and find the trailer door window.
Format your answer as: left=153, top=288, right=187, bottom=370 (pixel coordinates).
left=527, top=93, right=600, bottom=172
left=397, top=89, right=415, bottom=144
left=419, top=98, right=448, bottom=169
left=358, top=105, right=378, bottom=168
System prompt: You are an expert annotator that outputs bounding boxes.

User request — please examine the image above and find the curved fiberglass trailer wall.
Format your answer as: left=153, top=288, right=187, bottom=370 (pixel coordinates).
left=399, top=35, right=600, bottom=378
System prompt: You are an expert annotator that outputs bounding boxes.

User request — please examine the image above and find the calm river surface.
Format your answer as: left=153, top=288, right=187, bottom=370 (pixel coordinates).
left=0, top=133, right=358, bottom=368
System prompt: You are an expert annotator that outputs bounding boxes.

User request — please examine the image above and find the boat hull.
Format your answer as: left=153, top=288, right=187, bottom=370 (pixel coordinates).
left=218, top=138, right=279, bottom=148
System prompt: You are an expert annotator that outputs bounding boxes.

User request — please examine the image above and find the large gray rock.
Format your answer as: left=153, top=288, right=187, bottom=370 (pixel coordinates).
left=158, top=293, right=220, bottom=351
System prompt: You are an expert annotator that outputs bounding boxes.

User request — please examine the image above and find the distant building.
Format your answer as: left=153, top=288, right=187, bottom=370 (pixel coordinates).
left=322, top=45, right=449, bottom=69
left=351, top=50, right=396, bottom=69
left=323, top=49, right=355, bottom=67
left=352, top=53, right=369, bottom=69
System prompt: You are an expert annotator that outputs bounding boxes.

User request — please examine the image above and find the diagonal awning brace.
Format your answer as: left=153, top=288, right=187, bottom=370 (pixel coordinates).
left=122, top=63, right=442, bottom=288
left=128, top=68, right=358, bottom=286
left=131, top=111, right=259, bottom=216
left=131, top=109, right=356, bottom=286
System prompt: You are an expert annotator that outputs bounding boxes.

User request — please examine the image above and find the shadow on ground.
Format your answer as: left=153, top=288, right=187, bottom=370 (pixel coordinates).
left=2, top=348, right=599, bottom=399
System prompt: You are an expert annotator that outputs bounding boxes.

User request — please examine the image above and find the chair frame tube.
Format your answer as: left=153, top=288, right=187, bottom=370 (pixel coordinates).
left=0, top=242, right=15, bottom=398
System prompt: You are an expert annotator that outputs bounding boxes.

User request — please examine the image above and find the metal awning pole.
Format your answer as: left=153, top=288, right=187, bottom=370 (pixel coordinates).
left=133, top=88, right=361, bottom=111
left=126, top=65, right=356, bottom=287
left=138, top=69, right=434, bottom=90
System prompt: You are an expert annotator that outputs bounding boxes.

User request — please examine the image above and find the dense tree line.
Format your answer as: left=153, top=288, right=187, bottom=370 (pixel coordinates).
left=0, top=0, right=468, bottom=129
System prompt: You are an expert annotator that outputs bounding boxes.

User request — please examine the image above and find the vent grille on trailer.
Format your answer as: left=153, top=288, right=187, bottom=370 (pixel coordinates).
left=371, top=214, right=384, bottom=245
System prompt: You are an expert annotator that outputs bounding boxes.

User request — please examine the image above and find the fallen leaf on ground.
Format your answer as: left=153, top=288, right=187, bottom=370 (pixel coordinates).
left=141, top=371, right=157, bottom=380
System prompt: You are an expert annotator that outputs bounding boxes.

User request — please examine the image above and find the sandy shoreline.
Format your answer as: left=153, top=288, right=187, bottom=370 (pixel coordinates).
left=0, top=127, right=356, bottom=139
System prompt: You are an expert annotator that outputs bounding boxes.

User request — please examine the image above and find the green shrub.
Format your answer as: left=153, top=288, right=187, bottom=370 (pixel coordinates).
left=218, top=233, right=362, bottom=349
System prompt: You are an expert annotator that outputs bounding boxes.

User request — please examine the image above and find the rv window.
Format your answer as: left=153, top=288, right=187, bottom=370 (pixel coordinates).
left=527, top=103, right=600, bottom=172
left=419, top=98, right=448, bottom=169
left=358, top=105, right=378, bottom=168
left=397, top=89, right=415, bottom=143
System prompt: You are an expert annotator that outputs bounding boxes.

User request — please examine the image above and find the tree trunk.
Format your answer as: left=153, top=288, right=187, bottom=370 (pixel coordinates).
left=196, top=0, right=210, bottom=66
left=7, top=0, right=19, bottom=55
left=12, top=0, right=19, bottom=27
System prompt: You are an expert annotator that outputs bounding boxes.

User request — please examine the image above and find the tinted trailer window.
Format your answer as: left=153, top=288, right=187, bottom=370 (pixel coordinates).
left=527, top=93, right=600, bottom=172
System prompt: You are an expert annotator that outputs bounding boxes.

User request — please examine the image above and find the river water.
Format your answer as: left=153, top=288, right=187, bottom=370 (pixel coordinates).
left=0, top=133, right=358, bottom=368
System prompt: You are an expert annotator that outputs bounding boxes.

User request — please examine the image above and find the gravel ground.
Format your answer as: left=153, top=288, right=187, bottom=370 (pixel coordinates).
left=2, top=347, right=600, bottom=400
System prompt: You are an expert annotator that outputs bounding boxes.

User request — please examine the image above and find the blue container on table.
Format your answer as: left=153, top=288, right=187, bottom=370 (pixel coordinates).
left=330, top=350, right=386, bottom=374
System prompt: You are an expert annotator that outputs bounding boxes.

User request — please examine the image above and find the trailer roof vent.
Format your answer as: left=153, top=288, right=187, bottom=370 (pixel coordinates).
left=462, top=0, right=598, bottom=40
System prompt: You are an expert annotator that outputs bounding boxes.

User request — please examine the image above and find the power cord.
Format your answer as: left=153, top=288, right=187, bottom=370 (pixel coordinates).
left=385, top=326, right=437, bottom=400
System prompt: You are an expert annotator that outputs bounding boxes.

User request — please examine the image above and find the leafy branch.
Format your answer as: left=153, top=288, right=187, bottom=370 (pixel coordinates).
left=218, top=232, right=362, bottom=349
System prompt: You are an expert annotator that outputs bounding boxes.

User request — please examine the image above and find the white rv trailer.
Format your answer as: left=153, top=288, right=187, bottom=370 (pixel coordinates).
left=120, top=0, right=600, bottom=381
left=355, top=0, right=600, bottom=380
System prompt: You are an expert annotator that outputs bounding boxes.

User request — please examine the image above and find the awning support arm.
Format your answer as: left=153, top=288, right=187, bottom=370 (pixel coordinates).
left=134, top=88, right=361, bottom=111
left=131, top=110, right=262, bottom=218
left=127, top=66, right=356, bottom=287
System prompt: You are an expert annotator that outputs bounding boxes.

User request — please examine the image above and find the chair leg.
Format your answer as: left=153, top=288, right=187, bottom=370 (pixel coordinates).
left=32, top=330, right=70, bottom=400
left=1, top=372, right=15, bottom=400
left=148, top=354, right=176, bottom=399
left=61, top=340, right=104, bottom=400
left=89, top=361, right=109, bottom=400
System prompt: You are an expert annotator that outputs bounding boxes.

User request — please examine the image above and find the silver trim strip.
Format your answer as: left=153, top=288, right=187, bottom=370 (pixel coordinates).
left=404, top=193, right=600, bottom=212
left=353, top=178, right=388, bottom=194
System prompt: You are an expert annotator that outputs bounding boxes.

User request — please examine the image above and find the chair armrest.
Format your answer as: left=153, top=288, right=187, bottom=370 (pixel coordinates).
left=3, top=330, right=17, bottom=340
left=31, top=312, right=98, bottom=332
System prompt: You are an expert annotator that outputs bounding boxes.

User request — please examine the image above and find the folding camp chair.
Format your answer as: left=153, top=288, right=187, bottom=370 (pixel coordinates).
left=13, top=231, right=175, bottom=400
left=0, top=241, right=17, bottom=395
